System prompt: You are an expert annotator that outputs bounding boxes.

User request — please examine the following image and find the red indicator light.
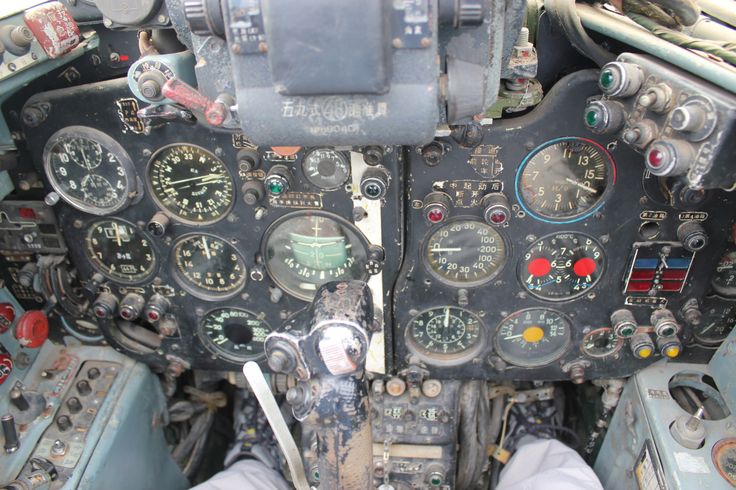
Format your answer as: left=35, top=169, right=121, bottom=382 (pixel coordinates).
left=119, top=54, right=129, bottom=61
left=18, top=208, right=36, bottom=219
left=147, top=311, right=160, bottom=322
left=489, top=210, right=507, bottom=224
left=573, top=257, right=596, bottom=277
left=528, top=258, right=551, bottom=277
left=647, top=149, right=665, bottom=168
left=630, top=270, right=655, bottom=280
left=426, top=208, right=445, bottom=223
left=627, top=281, right=652, bottom=292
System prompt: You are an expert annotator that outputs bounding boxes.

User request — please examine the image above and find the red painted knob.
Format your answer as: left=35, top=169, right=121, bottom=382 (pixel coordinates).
left=14, top=311, right=49, bottom=348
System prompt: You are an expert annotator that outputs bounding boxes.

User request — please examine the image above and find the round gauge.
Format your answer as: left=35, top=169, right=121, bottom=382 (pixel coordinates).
left=85, top=219, right=156, bottom=283
left=406, top=307, right=484, bottom=366
left=147, top=144, right=235, bottom=225
left=518, top=232, right=606, bottom=301
left=262, top=211, right=370, bottom=301
left=693, top=296, right=736, bottom=346
left=581, top=328, right=623, bottom=358
left=43, top=126, right=138, bottom=215
left=198, top=308, right=272, bottom=363
left=172, top=234, right=247, bottom=300
left=494, top=308, right=572, bottom=367
left=424, top=219, right=508, bottom=287
left=713, top=250, right=736, bottom=297
left=302, top=148, right=351, bottom=190
left=712, top=438, right=736, bottom=486
left=515, top=137, right=615, bottom=223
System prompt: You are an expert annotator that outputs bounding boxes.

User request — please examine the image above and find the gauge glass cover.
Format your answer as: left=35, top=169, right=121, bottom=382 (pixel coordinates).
left=494, top=308, right=572, bottom=367
left=262, top=211, right=370, bottom=300
left=172, top=234, right=247, bottom=299
left=85, top=219, right=156, bottom=283
left=43, top=126, right=137, bottom=215
left=581, top=328, right=623, bottom=358
left=406, top=307, right=484, bottom=366
left=516, top=137, right=615, bottom=223
left=147, top=144, right=235, bottom=224
left=713, top=250, right=736, bottom=298
left=693, top=296, right=736, bottom=346
left=302, top=148, right=351, bottom=190
left=519, top=232, right=606, bottom=301
left=424, top=219, right=508, bottom=287
left=199, top=308, right=272, bottom=362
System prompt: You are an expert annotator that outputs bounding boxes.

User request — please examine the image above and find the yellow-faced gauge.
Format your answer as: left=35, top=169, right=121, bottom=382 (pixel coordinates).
left=147, top=144, right=235, bottom=224
left=516, top=137, right=615, bottom=223
left=172, top=234, right=246, bottom=300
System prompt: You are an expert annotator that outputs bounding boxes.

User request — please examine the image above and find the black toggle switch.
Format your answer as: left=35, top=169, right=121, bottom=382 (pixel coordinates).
left=87, top=367, right=101, bottom=380
left=66, top=397, right=83, bottom=414
left=76, top=379, right=92, bottom=396
left=2, top=414, right=19, bottom=453
left=9, top=387, right=30, bottom=411
left=56, top=415, right=72, bottom=432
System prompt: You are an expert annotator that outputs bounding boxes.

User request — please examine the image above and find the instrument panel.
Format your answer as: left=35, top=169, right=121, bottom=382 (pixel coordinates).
left=13, top=70, right=736, bottom=380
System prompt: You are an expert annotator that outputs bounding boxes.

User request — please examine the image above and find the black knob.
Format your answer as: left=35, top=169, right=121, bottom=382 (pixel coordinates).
left=360, top=168, right=389, bottom=200
left=9, top=387, right=29, bottom=411
left=87, top=367, right=101, bottom=380
left=56, top=415, right=72, bottom=432
left=66, top=397, right=83, bottom=414
left=2, top=414, right=19, bottom=453
left=236, top=149, right=260, bottom=171
left=677, top=221, right=708, bottom=252
left=146, top=212, right=170, bottom=237
left=242, top=180, right=266, bottom=205
left=76, top=380, right=92, bottom=396
left=420, top=141, right=444, bottom=166
left=362, top=146, right=384, bottom=166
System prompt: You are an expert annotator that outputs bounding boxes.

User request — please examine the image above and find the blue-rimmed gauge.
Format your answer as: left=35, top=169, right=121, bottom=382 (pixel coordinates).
left=515, top=137, right=616, bottom=224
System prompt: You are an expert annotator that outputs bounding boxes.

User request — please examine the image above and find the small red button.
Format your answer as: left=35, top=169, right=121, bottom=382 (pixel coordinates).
left=15, top=311, right=49, bottom=348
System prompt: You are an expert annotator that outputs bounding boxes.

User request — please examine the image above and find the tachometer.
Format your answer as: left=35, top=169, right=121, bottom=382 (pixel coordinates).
left=516, top=137, right=615, bottom=223
left=43, top=126, right=138, bottom=215
left=518, top=232, right=605, bottom=301
left=85, top=218, right=156, bottom=283
left=147, top=144, right=235, bottom=224
left=262, top=211, right=370, bottom=301
left=423, top=219, right=508, bottom=287
left=406, top=307, right=484, bottom=366
left=198, top=308, right=272, bottom=362
left=172, top=234, right=246, bottom=300
left=494, top=308, right=572, bottom=367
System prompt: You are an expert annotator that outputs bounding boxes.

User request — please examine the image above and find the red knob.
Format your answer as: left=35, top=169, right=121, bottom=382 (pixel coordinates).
left=14, top=311, right=49, bottom=348
left=0, top=303, right=16, bottom=334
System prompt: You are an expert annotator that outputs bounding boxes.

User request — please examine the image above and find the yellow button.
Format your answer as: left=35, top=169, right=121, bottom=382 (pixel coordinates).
left=637, top=347, right=652, bottom=359
left=523, top=326, right=545, bottom=343
left=665, top=346, right=680, bottom=358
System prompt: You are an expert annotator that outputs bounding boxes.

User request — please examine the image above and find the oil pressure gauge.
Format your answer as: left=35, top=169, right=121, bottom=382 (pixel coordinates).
left=494, top=308, right=572, bottom=367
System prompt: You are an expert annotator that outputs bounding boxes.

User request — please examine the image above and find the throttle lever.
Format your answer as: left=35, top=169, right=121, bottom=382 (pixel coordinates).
left=161, top=78, right=229, bottom=127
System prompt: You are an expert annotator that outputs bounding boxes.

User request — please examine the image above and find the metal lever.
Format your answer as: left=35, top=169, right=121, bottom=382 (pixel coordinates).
left=242, top=361, right=311, bottom=490
left=161, top=78, right=229, bottom=127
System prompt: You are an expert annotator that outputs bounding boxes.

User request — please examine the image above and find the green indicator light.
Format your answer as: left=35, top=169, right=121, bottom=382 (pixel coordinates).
left=430, top=476, right=442, bottom=486
left=585, top=109, right=599, bottom=127
left=620, top=326, right=635, bottom=337
left=600, top=69, right=615, bottom=89
left=267, top=180, right=285, bottom=195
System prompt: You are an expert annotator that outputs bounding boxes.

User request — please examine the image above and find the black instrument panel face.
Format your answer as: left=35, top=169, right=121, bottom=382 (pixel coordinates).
left=21, top=78, right=403, bottom=371
left=16, top=72, right=736, bottom=380
left=393, top=71, right=736, bottom=381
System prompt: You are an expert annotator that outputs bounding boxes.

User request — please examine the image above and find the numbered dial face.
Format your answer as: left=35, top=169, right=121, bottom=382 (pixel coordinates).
left=85, top=219, right=156, bottom=283
left=581, top=328, right=623, bottom=358
left=262, top=212, right=370, bottom=301
left=693, top=296, right=736, bottom=346
left=519, top=233, right=606, bottom=301
left=516, top=137, right=615, bottom=223
left=43, top=126, right=137, bottom=215
left=147, top=144, right=235, bottom=224
left=713, top=251, right=736, bottom=297
left=494, top=308, right=572, bottom=367
left=302, top=148, right=351, bottom=190
left=172, top=234, right=246, bottom=299
left=406, top=307, right=484, bottom=365
left=424, top=220, right=508, bottom=287
left=199, top=308, right=272, bottom=362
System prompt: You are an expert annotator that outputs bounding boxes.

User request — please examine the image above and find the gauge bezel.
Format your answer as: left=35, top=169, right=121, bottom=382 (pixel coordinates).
left=260, top=210, right=372, bottom=301
left=301, top=147, right=351, bottom=191
left=692, top=294, right=736, bottom=347
left=493, top=307, right=573, bottom=368
left=84, top=217, right=158, bottom=284
left=197, top=307, right=272, bottom=363
left=405, top=306, right=486, bottom=367
left=580, top=327, right=623, bottom=358
left=514, top=136, right=616, bottom=224
left=43, top=126, right=139, bottom=215
left=517, top=231, right=607, bottom=302
left=146, top=143, right=236, bottom=226
left=170, top=232, right=247, bottom=301
left=421, top=217, right=510, bottom=288
left=712, top=250, right=736, bottom=298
